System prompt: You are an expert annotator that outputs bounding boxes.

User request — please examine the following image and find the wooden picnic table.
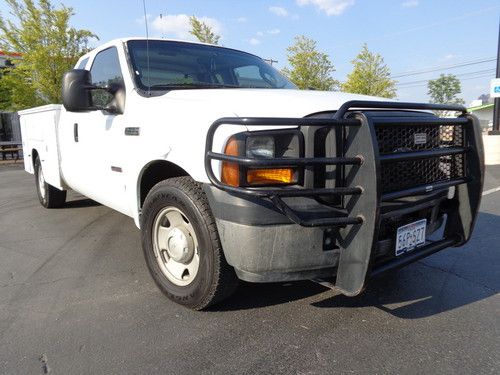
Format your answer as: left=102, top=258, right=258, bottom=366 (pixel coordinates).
left=0, top=141, right=22, bottom=161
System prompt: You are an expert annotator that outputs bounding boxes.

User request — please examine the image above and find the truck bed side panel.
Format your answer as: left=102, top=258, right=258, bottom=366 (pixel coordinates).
left=19, top=105, right=65, bottom=190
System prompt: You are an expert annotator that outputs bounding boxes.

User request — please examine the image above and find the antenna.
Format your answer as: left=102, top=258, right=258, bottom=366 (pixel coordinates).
left=142, top=0, right=151, bottom=95
left=160, top=10, right=167, bottom=39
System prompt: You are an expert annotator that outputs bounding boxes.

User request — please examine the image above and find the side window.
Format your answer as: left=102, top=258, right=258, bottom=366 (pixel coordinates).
left=90, top=47, right=124, bottom=107
left=76, top=57, right=89, bottom=69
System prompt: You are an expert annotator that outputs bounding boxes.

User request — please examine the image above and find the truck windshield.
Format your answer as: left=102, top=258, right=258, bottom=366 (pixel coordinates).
left=126, top=40, right=296, bottom=91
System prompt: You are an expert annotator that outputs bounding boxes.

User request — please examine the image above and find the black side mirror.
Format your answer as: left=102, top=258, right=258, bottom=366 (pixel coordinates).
left=62, top=69, right=94, bottom=112
left=62, top=69, right=125, bottom=114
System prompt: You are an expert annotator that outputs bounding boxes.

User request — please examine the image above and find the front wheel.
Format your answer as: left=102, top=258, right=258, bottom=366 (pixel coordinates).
left=34, top=156, right=66, bottom=208
left=141, top=177, right=238, bottom=310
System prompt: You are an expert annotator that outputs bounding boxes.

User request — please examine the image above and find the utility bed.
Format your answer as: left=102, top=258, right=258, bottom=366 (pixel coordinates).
left=19, top=105, right=65, bottom=190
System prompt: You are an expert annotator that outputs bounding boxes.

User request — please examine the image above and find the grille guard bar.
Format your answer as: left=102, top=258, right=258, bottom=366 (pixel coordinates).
left=205, top=116, right=364, bottom=228
left=204, top=100, right=485, bottom=296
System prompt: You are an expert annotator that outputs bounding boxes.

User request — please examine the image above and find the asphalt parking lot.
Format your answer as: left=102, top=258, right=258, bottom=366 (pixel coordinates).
left=0, top=164, right=499, bottom=374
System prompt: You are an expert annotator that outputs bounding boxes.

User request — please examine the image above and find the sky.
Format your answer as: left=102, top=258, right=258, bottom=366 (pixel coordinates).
left=1, top=0, right=499, bottom=105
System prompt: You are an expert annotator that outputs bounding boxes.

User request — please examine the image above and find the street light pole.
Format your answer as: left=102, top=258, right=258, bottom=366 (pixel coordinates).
left=490, top=20, right=500, bottom=135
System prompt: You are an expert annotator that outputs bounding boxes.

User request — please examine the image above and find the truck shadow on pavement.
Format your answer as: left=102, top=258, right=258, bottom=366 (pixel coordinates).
left=64, top=197, right=101, bottom=208
left=311, top=210, right=499, bottom=319
left=209, top=280, right=328, bottom=312
left=213, top=212, right=499, bottom=319
left=312, top=265, right=497, bottom=320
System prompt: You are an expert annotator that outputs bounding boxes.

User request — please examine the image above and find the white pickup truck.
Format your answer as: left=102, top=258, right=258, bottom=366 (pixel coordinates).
left=20, top=38, right=484, bottom=310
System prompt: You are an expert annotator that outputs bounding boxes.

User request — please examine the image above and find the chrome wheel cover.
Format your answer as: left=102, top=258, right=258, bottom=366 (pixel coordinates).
left=152, top=207, right=200, bottom=286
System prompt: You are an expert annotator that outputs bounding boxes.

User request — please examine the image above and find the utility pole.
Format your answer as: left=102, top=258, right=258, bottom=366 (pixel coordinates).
left=490, top=20, right=500, bottom=135
left=264, top=59, right=278, bottom=66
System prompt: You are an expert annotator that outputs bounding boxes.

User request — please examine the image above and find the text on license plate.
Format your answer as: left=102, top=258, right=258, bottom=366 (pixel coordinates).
left=395, top=219, right=427, bottom=256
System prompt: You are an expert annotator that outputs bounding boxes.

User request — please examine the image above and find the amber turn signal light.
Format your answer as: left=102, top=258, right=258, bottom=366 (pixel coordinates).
left=246, top=168, right=295, bottom=185
left=221, top=138, right=240, bottom=187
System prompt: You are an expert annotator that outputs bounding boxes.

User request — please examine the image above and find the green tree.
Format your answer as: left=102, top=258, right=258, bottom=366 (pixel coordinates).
left=428, top=74, right=464, bottom=105
left=281, top=35, right=338, bottom=91
left=0, top=0, right=97, bottom=110
left=0, top=69, right=13, bottom=109
left=342, top=44, right=396, bottom=98
left=189, top=16, right=220, bottom=45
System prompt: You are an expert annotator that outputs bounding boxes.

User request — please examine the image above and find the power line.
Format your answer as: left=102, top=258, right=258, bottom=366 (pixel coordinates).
left=398, top=74, right=495, bottom=89
left=398, top=72, right=495, bottom=89
left=396, top=68, right=496, bottom=86
left=391, top=57, right=496, bottom=78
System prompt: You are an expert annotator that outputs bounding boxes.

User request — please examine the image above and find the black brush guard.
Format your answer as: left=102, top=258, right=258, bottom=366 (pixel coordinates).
left=205, top=101, right=484, bottom=296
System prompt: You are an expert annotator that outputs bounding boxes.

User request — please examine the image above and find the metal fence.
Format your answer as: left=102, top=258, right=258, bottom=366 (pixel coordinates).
left=0, top=112, right=23, bottom=161
left=0, top=112, right=21, bottom=143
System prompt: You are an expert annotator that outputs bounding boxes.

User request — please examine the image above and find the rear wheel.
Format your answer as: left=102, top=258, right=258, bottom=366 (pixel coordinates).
left=141, top=177, right=238, bottom=310
left=34, top=156, right=66, bottom=208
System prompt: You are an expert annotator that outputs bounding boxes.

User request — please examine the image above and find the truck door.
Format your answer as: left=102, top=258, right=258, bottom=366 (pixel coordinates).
left=62, top=46, right=130, bottom=214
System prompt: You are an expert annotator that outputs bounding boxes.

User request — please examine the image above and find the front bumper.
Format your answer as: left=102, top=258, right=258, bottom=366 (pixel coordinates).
left=204, top=100, right=485, bottom=295
left=204, top=184, right=339, bottom=282
left=205, top=185, right=450, bottom=283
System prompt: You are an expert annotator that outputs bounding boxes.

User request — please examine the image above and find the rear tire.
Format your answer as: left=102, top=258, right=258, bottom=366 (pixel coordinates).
left=34, top=156, right=66, bottom=208
left=141, top=177, right=238, bottom=310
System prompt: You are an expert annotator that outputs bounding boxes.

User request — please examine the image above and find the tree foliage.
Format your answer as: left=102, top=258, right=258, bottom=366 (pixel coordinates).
left=428, top=74, right=464, bottom=105
left=0, top=69, right=13, bottom=109
left=0, top=0, right=97, bottom=110
left=189, top=16, right=220, bottom=45
left=281, top=35, right=338, bottom=91
left=341, top=44, right=396, bottom=98
left=427, top=74, right=464, bottom=117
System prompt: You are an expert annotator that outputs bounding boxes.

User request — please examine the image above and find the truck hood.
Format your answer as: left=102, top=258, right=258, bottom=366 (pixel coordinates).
left=162, top=88, right=390, bottom=118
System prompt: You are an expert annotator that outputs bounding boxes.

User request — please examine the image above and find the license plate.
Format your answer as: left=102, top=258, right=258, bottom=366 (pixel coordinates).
left=395, top=219, right=427, bottom=256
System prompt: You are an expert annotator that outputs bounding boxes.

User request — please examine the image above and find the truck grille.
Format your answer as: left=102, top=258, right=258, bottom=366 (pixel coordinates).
left=376, top=123, right=465, bottom=193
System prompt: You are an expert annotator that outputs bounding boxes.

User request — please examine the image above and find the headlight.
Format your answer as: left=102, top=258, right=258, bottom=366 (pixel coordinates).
left=246, top=136, right=274, bottom=158
left=221, top=130, right=302, bottom=187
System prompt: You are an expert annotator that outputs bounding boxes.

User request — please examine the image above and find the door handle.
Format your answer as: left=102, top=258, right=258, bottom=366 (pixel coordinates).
left=74, top=123, right=79, bottom=142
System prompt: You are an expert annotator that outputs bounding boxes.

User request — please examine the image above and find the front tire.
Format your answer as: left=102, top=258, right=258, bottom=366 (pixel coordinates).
left=34, top=156, right=66, bottom=208
left=141, top=177, right=238, bottom=310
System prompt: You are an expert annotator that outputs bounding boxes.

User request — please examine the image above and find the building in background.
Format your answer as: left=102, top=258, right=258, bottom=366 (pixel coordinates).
left=0, top=51, right=22, bottom=69
left=468, top=102, right=494, bottom=132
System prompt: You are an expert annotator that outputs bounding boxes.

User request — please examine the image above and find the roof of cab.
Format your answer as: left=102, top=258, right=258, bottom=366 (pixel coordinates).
left=99, top=37, right=228, bottom=50
left=77, top=37, right=261, bottom=65
left=76, top=37, right=229, bottom=66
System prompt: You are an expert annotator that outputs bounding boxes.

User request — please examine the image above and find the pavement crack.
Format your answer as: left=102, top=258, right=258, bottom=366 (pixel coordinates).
left=0, top=211, right=113, bottom=339
left=417, top=260, right=498, bottom=293
left=1, top=235, right=69, bottom=246
left=21, top=211, right=111, bottom=284
left=0, top=269, right=138, bottom=289
left=0, top=244, right=42, bottom=259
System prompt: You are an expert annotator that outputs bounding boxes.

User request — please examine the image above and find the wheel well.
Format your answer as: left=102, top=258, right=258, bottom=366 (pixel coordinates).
left=139, top=160, right=189, bottom=208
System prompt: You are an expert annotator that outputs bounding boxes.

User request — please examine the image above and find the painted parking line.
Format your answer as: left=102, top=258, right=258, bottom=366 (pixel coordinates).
left=482, top=186, right=500, bottom=196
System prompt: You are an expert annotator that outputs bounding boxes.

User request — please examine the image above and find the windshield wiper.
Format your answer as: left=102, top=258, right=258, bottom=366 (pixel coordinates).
left=149, top=82, right=240, bottom=89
